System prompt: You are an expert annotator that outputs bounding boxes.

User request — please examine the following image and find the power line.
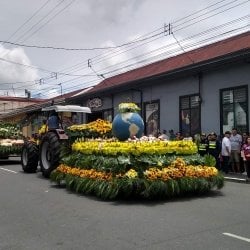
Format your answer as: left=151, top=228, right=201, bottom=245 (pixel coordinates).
left=174, top=0, right=250, bottom=32
left=171, top=31, right=195, bottom=64
left=1, top=16, right=247, bottom=95
left=1, top=0, right=249, bottom=98
left=3, top=0, right=52, bottom=43
left=54, top=0, right=249, bottom=79
left=20, top=0, right=77, bottom=43
left=14, top=0, right=67, bottom=43
left=98, top=25, right=249, bottom=78
left=0, top=30, right=164, bottom=51
left=64, top=0, right=247, bottom=69
left=0, top=56, right=97, bottom=77
left=173, top=0, right=240, bottom=28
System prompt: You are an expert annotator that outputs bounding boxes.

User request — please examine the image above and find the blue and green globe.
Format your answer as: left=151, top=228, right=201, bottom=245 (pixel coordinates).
left=112, top=112, right=144, bottom=141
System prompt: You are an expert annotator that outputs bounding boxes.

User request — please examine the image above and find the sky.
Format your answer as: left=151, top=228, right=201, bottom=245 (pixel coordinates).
left=0, top=0, right=249, bottom=98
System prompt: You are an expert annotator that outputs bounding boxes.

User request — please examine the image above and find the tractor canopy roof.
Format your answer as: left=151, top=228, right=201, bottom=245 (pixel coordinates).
left=42, top=105, right=91, bottom=113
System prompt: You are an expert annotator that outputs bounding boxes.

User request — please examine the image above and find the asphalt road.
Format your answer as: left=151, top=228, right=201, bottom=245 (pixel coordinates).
left=0, top=158, right=250, bottom=250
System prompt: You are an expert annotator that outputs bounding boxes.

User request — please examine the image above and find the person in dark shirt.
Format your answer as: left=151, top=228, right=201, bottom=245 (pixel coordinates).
left=241, top=136, right=250, bottom=179
left=48, top=111, right=60, bottom=129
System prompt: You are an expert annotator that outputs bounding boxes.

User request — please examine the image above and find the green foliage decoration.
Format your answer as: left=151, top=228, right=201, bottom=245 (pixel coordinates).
left=50, top=169, right=224, bottom=200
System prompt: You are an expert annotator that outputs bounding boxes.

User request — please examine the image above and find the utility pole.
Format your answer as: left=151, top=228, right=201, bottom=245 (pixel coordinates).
left=58, top=83, right=62, bottom=96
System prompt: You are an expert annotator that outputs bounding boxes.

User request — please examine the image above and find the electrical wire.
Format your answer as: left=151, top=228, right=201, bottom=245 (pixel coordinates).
left=3, top=0, right=52, bottom=43
left=1, top=0, right=249, bottom=97
left=14, top=0, right=67, bottom=43
left=52, top=0, right=249, bottom=82
left=19, top=0, right=76, bottom=43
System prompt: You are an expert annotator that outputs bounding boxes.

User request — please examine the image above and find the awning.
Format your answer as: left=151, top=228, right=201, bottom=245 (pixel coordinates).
left=42, top=105, right=91, bottom=113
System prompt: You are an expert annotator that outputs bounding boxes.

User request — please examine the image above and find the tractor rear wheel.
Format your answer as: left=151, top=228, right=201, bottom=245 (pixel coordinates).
left=21, top=141, right=39, bottom=173
left=40, top=132, right=61, bottom=178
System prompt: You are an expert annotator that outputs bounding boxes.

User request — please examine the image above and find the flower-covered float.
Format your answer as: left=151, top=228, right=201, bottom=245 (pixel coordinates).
left=50, top=104, right=224, bottom=200
left=0, top=123, right=24, bottom=158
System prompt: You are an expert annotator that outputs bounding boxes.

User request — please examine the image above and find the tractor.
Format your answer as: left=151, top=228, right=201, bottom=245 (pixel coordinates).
left=21, top=105, right=91, bottom=177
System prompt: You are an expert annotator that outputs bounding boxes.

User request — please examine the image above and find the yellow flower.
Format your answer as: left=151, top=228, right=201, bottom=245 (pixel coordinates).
left=125, top=169, right=138, bottom=178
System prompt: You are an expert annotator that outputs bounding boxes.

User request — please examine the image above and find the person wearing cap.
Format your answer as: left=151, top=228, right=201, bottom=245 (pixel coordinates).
left=221, top=131, right=232, bottom=174
left=207, top=132, right=221, bottom=169
left=198, top=132, right=208, bottom=156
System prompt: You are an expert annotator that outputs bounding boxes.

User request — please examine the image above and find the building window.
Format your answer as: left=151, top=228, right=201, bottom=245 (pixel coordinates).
left=220, top=85, right=248, bottom=133
left=180, top=94, right=200, bottom=136
left=144, top=101, right=160, bottom=137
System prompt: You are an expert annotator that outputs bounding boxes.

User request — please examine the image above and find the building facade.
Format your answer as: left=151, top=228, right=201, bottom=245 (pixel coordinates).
left=69, top=32, right=250, bottom=137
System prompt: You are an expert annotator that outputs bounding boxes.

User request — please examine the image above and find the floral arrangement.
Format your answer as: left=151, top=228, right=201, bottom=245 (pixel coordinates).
left=0, top=123, right=23, bottom=157
left=66, top=119, right=112, bottom=139
left=51, top=157, right=223, bottom=200
left=0, top=123, right=22, bottom=139
left=50, top=139, right=224, bottom=200
left=72, top=140, right=198, bottom=156
left=118, top=102, right=141, bottom=113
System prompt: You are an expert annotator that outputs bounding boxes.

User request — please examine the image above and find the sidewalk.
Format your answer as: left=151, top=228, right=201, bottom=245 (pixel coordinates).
left=223, top=172, right=250, bottom=184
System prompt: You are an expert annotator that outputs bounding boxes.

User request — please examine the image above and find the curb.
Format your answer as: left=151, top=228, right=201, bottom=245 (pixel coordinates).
left=224, top=176, right=250, bottom=184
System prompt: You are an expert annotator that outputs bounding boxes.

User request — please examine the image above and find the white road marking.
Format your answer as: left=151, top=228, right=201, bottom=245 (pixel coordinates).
left=223, top=233, right=250, bottom=243
left=0, top=167, right=18, bottom=174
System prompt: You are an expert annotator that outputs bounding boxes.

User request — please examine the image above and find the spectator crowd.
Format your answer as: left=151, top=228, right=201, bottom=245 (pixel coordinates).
left=157, top=128, right=250, bottom=180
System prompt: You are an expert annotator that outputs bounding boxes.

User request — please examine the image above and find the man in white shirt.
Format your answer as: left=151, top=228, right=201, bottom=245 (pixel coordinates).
left=221, top=131, right=231, bottom=174
left=158, top=130, right=169, bottom=140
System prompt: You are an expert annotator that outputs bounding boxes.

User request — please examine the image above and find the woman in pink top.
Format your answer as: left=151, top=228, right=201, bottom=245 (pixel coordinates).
left=241, top=136, right=250, bottom=179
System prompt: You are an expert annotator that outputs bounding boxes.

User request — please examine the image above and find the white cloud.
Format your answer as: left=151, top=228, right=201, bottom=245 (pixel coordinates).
left=0, top=45, right=40, bottom=97
left=0, top=0, right=249, bottom=98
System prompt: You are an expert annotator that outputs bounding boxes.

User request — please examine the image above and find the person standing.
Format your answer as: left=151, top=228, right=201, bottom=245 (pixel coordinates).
left=207, top=132, right=221, bottom=170
left=198, top=132, right=208, bottom=156
left=175, top=132, right=183, bottom=141
left=241, top=136, right=250, bottom=180
left=221, top=131, right=231, bottom=174
left=158, top=129, right=169, bottom=140
left=230, top=128, right=242, bottom=173
left=168, top=129, right=176, bottom=141
left=241, top=132, right=248, bottom=174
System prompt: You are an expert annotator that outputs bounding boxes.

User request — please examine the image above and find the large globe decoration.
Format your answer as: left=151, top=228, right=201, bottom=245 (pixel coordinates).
left=112, top=103, right=144, bottom=141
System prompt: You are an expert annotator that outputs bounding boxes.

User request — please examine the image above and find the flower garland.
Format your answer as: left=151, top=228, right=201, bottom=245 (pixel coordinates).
left=50, top=158, right=223, bottom=200
left=54, top=158, right=218, bottom=181
left=71, top=140, right=198, bottom=155
left=118, top=103, right=141, bottom=113
left=67, top=119, right=112, bottom=138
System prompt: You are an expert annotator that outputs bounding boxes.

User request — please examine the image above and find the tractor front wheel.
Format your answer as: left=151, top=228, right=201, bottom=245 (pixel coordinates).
left=40, top=132, right=61, bottom=178
left=21, top=141, right=39, bottom=173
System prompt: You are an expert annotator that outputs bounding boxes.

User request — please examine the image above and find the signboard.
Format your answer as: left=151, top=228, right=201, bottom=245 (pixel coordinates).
left=87, top=98, right=102, bottom=108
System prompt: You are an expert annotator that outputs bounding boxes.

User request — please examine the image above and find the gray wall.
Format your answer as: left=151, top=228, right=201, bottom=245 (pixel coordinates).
left=80, top=61, right=250, bottom=135
left=201, top=63, right=250, bottom=135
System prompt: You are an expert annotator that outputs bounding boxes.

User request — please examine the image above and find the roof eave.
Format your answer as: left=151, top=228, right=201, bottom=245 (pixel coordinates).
left=70, top=48, right=250, bottom=100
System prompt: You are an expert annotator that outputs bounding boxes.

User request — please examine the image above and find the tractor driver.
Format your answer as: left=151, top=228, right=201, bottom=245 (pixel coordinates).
left=48, top=111, right=60, bottom=129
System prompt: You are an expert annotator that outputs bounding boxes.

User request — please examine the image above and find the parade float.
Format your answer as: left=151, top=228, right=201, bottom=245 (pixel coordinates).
left=0, top=123, right=24, bottom=159
left=50, top=103, right=224, bottom=200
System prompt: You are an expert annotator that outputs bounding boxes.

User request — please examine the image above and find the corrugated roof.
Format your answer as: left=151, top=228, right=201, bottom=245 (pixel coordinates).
left=0, top=96, right=47, bottom=102
left=0, top=87, right=92, bottom=119
left=87, top=31, right=250, bottom=94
